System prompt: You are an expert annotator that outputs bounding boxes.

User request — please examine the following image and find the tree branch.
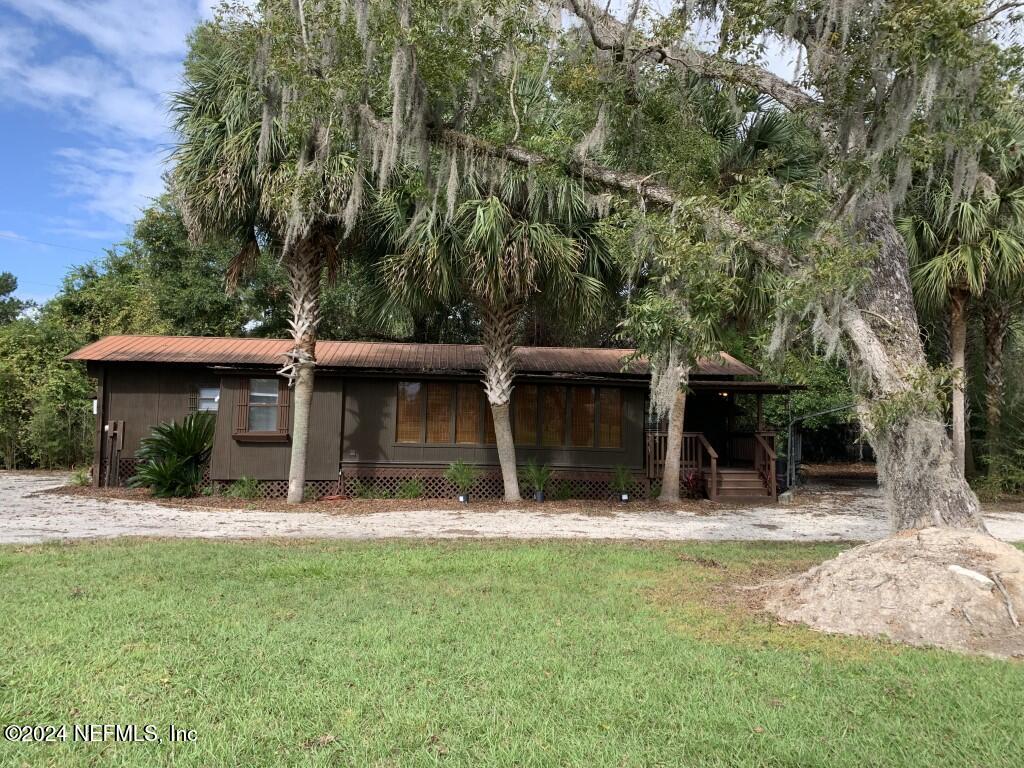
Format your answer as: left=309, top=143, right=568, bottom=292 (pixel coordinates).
left=358, top=104, right=787, bottom=268
left=563, top=0, right=824, bottom=133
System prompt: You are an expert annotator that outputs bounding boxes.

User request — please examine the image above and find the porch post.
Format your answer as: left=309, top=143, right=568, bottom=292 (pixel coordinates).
left=756, top=394, right=764, bottom=432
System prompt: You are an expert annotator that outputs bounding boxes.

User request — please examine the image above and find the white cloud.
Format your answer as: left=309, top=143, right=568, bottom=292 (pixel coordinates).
left=0, top=1, right=204, bottom=231
left=55, top=146, right=167, bottom=225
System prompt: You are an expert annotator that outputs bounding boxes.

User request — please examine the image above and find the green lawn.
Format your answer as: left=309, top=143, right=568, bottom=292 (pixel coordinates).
left=1, top=540, right=1022, bottom=767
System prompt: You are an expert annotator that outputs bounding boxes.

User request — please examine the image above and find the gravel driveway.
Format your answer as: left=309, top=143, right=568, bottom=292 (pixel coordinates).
left=3, top=472, right=1024, bottom=545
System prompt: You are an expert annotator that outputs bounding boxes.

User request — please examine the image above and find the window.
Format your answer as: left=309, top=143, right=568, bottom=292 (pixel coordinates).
left=571, top=387, right=596, bottom=447
left=248, top=379, right=279, bottom=431
left=455, top=383, right=482, bottom=444
left=597, top=388, right=623, bottom=448
left=396, top=382, right=424, bottom=443
left=513, top=385, right=538, bottom=444
left=426, top=383, right=455, bottom=443
left=197, top=386, right=220, bottom=412
left=396, top=381, right=493, bottom=445
left=541, top=387, right=567, bottom=447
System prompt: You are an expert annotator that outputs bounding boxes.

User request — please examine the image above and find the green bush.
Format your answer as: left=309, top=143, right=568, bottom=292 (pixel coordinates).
left=397, top=479, right=424, bottom=499
left=519, top=460, right=553, bottom=494
left=974, top=449, right=1024, bottom=499
left=611, top=465, right=633, bottom=494
left=444, top=461, right=479, bottom=495
left=552, top=482, right=575, bottom=501
left=224, top=476, right=261, bottom=500
left=129, top=412, right=214, bottom=498
left=69, top=467, right=91, bottom=486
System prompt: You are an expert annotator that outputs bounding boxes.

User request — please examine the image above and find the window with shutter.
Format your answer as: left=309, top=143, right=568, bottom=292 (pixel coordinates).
left=233, top=378, right=289, bottom=440
left=455, top=383, right=483, bottom=444
left=571, top=387, right=596, bottom=447
left=597, top=388, right=622, bottom=448
left=396, top=382, right=424, bottom=443
left=197, top=386, right=220, bottom=412
left=426, top=383, right=455, bottom=443
left=513, top=384, right=538, bottom=445
left=541, top=386, right=566, bottom=447
left=248, top=378, right=279, bottom=431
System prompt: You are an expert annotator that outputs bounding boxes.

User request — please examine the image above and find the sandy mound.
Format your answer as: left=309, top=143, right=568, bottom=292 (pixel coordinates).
left=763, top=527, right=1024, bottom=657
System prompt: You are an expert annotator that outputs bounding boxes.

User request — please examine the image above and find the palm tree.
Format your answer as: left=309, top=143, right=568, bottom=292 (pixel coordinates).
left=375, top=171, right=613, bottom=501
left=901, top=158, right=1024, bottom=475
left=171, top=16, right=359, bottom=504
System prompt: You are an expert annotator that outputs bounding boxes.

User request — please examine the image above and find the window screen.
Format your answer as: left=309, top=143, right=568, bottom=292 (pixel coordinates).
left=571, top=387, right=596, bottom=447
left=541, top=387, right=566, bottom=447
left=197, top=386, right=220, bottom=412
left=426, top=383, right=455, bottom=443
left=513, top=384, right=538, bottom=445
left=248, top=379, right=279, bottom=431
left=455, top=383, right=482, bottom=444
left=598, top=388, right=622, bottom=448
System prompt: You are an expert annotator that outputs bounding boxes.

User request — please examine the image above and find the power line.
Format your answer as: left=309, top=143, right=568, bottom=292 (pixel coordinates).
left=0, top=231, right=107, bottom=256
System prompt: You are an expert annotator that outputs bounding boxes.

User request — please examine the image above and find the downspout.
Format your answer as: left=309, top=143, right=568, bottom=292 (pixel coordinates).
left=786, top=403, right=858, bottom=489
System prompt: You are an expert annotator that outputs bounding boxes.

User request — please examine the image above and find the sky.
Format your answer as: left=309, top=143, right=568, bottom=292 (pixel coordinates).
left=0, top=0, right=220, bottom=304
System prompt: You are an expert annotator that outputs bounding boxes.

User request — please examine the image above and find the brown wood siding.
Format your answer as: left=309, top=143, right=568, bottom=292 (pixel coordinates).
left=104, top=367, right=200, bottom=455
left=341, top=377, right=645, bottom=470
left=210, top=376, right=344, bottom=481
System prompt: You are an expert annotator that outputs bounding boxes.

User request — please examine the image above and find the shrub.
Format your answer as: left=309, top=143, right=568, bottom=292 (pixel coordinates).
left=519, top=460, right=553, bottom=494
left=69, top=467, right=91, bottom=487
left=682, top=470, right=704, bottom=499
left=129, top=412, right=214, bottom=498
left=553, top=482, right=583, bottom=501
left=974, top=450, right=1024, bottom=499
left=397, top=479, right=424, bottom=499
left=610, top=465, right=633, bottom=494
left=352, top=479, right=387, bottom=499
left=444, top=460, right=479, bottom=495
left=224, top=476, right=261, bottom=500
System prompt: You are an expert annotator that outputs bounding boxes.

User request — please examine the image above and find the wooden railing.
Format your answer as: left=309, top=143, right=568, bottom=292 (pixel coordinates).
left=753, top=433, right=777, bottom=499
left=645, top=431, right=720, bottom=501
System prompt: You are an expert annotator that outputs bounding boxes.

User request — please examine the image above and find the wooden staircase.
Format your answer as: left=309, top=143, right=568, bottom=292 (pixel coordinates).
left=714, top=467, right=773, bottom=500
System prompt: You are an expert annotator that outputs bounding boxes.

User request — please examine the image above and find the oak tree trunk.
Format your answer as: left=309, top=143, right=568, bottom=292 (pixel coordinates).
left=658, top=369, right=689, bottom=503
left=949, top=290, right=969, bottom=476
left=841, top=198, right=984, bottom=531
left=284, top=243, right=322, bottom=505
left=983, top=303, right=1010, bottom=446
left=481, top=304, right=521, bottom=501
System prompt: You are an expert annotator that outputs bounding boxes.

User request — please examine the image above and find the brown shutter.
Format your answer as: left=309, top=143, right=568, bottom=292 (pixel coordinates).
left=396, top=382, right=425, bottom=443
left=541, top=386, right=566, bottom=447
left=598, top=388, right=622, bottom=448
left=571, top=387, right=596, bottom=447
left=189, top=389, right=198, bottom=413
left=277, top=381, right=291, bottom=434
left=455, top=383, right=482, bottom=444
left=513, top=385, right=538, bottom=445
left=426, top=383, right=455, bottom=443
left=236, top=378, right=250, bottom=433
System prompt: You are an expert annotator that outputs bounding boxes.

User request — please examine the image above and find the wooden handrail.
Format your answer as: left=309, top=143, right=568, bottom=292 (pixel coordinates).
left=753, top=433, right=777, bottom=499
left=753, top=433, right=776, bottom=460
left=696, top=434, right=719, bottom=460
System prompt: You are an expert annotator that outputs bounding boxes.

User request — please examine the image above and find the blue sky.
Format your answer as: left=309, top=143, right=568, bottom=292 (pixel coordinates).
left=0, top=0, right=218, bottom=304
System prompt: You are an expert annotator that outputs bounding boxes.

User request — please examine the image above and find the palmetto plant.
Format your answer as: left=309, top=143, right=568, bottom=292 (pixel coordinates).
left=900, top=121, right=1024, bottom=473
left=130, top=413, right=215, bottom=498
left=376, top=171, right=614, bottom=501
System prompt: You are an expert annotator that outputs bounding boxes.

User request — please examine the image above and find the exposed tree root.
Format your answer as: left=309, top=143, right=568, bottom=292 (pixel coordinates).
left=762, top=528, right=1024, bottom=658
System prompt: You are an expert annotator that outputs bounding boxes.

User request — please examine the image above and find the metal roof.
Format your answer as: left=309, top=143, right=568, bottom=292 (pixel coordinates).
left=66, top=335, right=761, bottom=378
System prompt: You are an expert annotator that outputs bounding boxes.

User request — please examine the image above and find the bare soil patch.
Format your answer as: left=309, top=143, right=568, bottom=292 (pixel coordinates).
left=761, top=527, right=1024, bottom=658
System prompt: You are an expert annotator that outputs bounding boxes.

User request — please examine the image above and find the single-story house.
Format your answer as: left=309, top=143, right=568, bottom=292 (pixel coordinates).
left=67, top=335, right=801, bottom=501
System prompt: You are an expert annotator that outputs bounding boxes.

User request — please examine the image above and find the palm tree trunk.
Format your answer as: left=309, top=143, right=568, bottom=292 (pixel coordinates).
left=949, top=290, right=968, bottom=476
left=284, top=243, right=322, bottom=505
left=983, top=303, right=1010, bottom=448
left=841, top=197, right=983, bottom=531
left=658, top=367, right=690, bottom=503
left=481, top=304, right=521, bottom=502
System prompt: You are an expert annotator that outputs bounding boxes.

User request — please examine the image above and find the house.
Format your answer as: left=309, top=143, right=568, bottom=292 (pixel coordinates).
left=67, top=335, right=801, bottom=501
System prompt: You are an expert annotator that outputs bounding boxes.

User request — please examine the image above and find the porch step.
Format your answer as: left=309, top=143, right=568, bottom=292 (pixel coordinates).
left=714, top=468, right=771, bottom=497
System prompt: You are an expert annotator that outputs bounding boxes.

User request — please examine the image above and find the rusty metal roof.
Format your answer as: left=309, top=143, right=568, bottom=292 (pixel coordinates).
left=66, top=335, right=761, bottom=378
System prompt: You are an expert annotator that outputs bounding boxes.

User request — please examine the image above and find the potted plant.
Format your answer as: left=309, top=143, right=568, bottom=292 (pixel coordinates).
left=520, top=459, right=553, bottom=502
left=611, top=465, right=633, bottom=503
left=445, top=460, right=479, bottom=503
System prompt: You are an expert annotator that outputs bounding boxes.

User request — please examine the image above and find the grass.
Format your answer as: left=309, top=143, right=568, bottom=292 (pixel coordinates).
left=1, top=540, right=1022, bottom=767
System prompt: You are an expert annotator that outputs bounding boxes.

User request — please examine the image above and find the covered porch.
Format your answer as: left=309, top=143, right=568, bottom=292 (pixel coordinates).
left=645, top=381, right=799, bottom=501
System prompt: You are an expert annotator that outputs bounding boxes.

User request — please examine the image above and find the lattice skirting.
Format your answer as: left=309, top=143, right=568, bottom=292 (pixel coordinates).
left=114, top=458, right=663, bottom=501
left=340, top=465, right=653, bottom=500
